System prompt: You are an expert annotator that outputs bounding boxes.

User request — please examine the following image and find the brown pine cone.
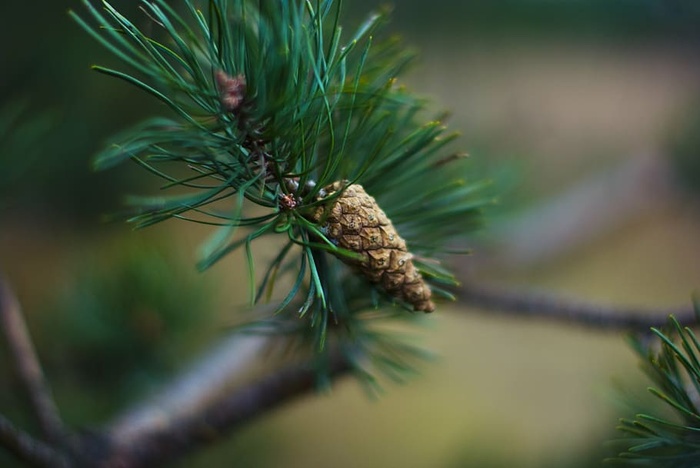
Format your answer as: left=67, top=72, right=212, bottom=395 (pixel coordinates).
left=310, top=181, right=435, bottom=312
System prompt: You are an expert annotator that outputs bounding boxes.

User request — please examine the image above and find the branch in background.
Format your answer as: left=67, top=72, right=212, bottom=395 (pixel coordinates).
left=107, top=334, right=269, bottom=448
left=89, top=276, right=698, bottom=466
left=455, top=153, right=694, bottom=330
left=94, top=352, right=351, bottom=468
left=0, top=273, right=64, bottom=444
left=458, top=281, right=698, bottom=330
left=480, top=152, right=677, bottom=270
left=0, top=414, right=69, bottom=468
left=88, top=278, right=699, bottom=465
left=0, top=275, right=695, bottom=467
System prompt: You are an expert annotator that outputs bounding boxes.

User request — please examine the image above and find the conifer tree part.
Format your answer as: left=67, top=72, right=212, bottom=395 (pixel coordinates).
left=72, top=0, right=490, bottom=382
left=215, top=70, right=246, bottom=113
left=311, top=181, right=435, bottom=312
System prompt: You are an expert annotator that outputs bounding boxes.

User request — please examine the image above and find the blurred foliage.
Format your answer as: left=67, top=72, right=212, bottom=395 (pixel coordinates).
left=348, top=0, right=700, bottom=42
left=0, top=101, right=55, bottom=210
left=27, top=241, right=219, bottom=423
left=0, top=1, right=162, bottom=222
left=0, top=240, right=221, bottom=466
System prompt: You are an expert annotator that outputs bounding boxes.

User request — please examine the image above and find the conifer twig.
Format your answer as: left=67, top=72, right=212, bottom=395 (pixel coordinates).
left=97, top=352, right=351, bottom=468
left=0, top=413, right=70, bottom=468
left=458, top=281, right=698, bottom=330
left=106, top=334, right=269, bottom=447
left=0, top=273, right=64, bottom=443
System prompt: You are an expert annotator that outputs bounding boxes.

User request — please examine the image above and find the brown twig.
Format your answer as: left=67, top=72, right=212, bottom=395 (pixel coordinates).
left=94, top=351, right=351, bottom=468
left=0, top=414, right=70, bottom=468
left=458, top=281, right=698, bottom=330
left=0, top=273, right=64, bottom=444
left=84, top=276, right=698, bottom=467
left=106, top=334, right=269, bottom=448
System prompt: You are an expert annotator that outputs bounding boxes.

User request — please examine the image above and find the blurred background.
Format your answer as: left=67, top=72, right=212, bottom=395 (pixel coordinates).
left=1, top=0, right=700, bottom=466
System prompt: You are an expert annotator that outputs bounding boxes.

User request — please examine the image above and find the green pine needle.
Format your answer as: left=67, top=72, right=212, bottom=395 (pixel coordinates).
left=611, top=310, right=700, bottom=466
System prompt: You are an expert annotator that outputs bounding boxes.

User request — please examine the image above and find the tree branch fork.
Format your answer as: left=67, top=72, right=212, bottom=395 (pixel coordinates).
left=0, top=272, right=695, bottom=467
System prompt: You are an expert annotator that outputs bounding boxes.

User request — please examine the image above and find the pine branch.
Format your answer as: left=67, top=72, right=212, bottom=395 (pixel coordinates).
left=71, top=0, right=490, bottom=351
left=1, top=271, right=696, bottom=467
left=0, top=414, right=70, bottom=468
left=458, top=281, right=698, bottom=330
left=89, top=350, right=351, bottom=468
left=0, top=296, right=350, bottom=467
left=60, top=2, right=700, bottom=464
left=0, top=273, right=64, bottom=444
left=106, top=334, right=269, bottom=448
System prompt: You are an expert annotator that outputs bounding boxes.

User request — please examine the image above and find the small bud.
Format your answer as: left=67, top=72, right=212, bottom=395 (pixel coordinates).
left=215, top=70, right=246, bottom=112
left=279, top=193, right=298, bottom=211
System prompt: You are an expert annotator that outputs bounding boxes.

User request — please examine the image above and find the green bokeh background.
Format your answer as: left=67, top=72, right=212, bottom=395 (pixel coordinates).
left=1, top=1, right=700, bottom=466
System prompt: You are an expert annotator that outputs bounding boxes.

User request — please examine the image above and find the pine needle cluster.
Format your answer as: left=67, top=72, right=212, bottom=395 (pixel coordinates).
left=611, top=311, right=700, bottom=466
left=72, top=0, right=490, bottom=384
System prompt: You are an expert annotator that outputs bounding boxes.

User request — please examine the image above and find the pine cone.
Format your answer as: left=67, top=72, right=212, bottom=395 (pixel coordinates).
left=310, top=181, right=435, bottom=312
